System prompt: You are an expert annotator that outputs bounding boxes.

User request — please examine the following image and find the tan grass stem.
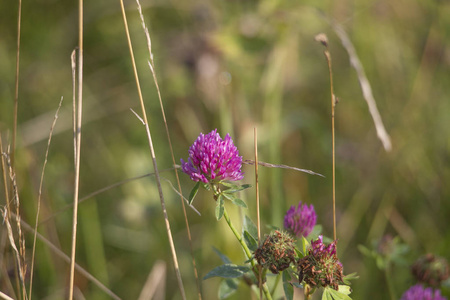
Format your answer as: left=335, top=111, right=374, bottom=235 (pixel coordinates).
left=254, top=128, right=262, bottom=299
left=135, top=1, right=202, bottom=297
left=331, top=22, right=392, bottom=152
left=0, top=137, right=16, bottom=299
left=0, top=291, right=15, bottom=300
left=315, top=33, right=337, bottom=241
left=118, top=1, right=186, bottom=298
left=16, top=216, right=122, bottom=300
left=68, top=0, right=84, bottom=297
left=1, top=153, right=27, bottom=299
left=12, top=0, right=22, bottom=172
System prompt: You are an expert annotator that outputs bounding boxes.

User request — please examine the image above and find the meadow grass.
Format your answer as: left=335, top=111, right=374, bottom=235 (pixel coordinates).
left=1, top=0, right=450, bottom=299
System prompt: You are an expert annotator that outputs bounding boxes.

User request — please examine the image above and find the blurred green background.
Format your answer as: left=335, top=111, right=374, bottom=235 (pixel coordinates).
left=1, top=0, right=450, bottom=299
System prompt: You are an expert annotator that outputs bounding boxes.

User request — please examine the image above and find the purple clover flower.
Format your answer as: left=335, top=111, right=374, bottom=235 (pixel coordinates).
left=400, top=284, right=447, bottom=300
left=310, top=235, right=337, bottom=257
left=284, top=202, right=317, bottom=238
left=181, top=129, right=244, bottom=184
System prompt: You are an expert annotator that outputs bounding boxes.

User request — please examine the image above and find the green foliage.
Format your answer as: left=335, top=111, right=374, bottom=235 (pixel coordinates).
left=203, top=264, right=250, bottom=280
left=243, top=230, right=258, bottom=252
left=282, top=270, right=294, bottom=300
left=218, top=279, right=240, bottom=299
left=342, top=273, right=359, bottom=285
left=188, top=181, right=200, bottom=205
left=322, top=286, right=353, bottom=300
left=215, top=194, right=225, bottom=220
left=1, top=0, right=449, bottom=298
left=243, top=215, right=258, bottom=240
left=358, top=236, right=410, bottom=270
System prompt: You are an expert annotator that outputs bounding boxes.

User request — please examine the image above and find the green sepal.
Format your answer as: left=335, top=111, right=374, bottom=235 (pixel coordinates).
left=222, top=192, right=247, bottom=208
left=215, top=194, right=225, bottom=220
left=188, top=181, right=200, bottom=205
left=201, top=182, right=211, bottom=191
left=221, top=182, right=252, bottom=194
left=203, top=264, right=250, bottom=280
left=342, top=273, right=359, bottom=285
left=243, top=230, right=258, bottom=251
left=218, top=278, right=239, bottom=299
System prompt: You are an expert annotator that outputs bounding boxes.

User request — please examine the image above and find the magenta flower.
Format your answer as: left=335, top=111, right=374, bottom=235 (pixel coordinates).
left=284, top=202, right=317, bottom=238
left=400, top=284, right=447, bottom=300
left=181, top=129, right=244, bottom=184
left=310, top=235, right=337, bottom=257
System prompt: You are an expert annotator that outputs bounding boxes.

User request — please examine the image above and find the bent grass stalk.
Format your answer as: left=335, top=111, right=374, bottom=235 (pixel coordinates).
left=135, top=0, right=202, bottom=297
left=17, top=215, right=122, bottom=300
left=118, top=0, right=186, bottom=298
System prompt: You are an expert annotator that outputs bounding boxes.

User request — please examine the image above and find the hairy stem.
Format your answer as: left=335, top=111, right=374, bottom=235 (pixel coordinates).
left=222, top=208, right=272, bottom=300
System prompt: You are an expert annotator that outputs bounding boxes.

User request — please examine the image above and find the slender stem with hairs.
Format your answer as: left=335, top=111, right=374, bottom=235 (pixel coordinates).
left=222, top=208, right=272, bottom=300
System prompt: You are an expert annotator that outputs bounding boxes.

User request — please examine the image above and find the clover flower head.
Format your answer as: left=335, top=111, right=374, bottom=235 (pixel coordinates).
left=400, top=284, right=447, bottom=300
left=181, top=129, right=244, bottom=183
left=297, top=235, right=343, bottom=290
left=254, top=230, right=296, bottom=274
left=284, top=201, right=317, bottom=238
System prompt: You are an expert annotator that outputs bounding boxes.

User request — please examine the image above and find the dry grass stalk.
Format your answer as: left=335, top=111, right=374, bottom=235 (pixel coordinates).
left=118, top=0, right=186, bottom=298
left=28, top=97, right=64, bottom=299
left=253, top=128, right=262, bottom=299
left=331, top=22, right=392, bottom=152
left=0, top=151, right=27, bottom=299
left=137, top=260, right=166, bottom=300
left=16, top=215, right=122, bottom=300
left=0, top=137, right=17, bottom=299
left=243, top=160, right=324, bottom=177
left=135, top=0, right=202, bottom=298
left=0, top=291, right=15, bottom=300
left=68, top=0, right=84, bottom=296
left=315, top=33, right=337, bottom=241
left=12, top=0, right=23, bottom=172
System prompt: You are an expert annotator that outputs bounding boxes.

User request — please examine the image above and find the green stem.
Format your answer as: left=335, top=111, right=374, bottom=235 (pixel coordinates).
left=222, top=208, right=272, bottom=300
left=270, top=272, right=281, bottom=295
left=385, top=263, right=396, bottom=300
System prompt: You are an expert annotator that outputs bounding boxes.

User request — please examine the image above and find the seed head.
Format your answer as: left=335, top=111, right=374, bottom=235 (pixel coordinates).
left=254, top=230, right=296, bottom=274
left=297, top=235, right=343, bottom=290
